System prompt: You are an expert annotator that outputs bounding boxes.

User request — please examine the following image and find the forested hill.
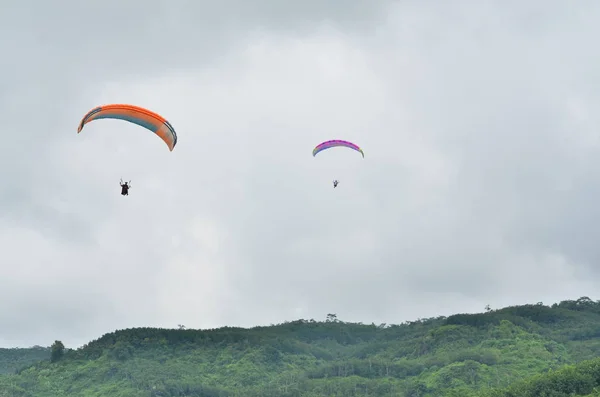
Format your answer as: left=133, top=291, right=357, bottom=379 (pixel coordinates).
left=2, top=297, right=600, bottom=396
left=0, top=347, right=49, bottom=375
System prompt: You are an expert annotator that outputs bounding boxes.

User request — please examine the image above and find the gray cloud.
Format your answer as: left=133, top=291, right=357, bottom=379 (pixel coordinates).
left=1, top=0, right=600, bottom=348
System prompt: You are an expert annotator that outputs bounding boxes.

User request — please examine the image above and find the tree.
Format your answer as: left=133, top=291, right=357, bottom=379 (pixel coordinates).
left=50, top=340, right=65, bottom=363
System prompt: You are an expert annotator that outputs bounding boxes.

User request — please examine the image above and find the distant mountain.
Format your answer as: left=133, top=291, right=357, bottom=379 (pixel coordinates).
left=1, top=297, right=600, bottom=396
left=0, top=346, right=50, bottom=375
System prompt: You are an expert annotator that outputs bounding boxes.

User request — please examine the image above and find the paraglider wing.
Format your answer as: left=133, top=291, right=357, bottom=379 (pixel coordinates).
left=77, top=104, right=178, bottom=151
left=312, top=139, right=364, bottom=158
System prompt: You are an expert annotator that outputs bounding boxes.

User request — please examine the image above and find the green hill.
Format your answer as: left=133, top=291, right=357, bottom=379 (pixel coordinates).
left=0, top=347, right=50, bottom=375
left=1, top=297, right=600, bottom=396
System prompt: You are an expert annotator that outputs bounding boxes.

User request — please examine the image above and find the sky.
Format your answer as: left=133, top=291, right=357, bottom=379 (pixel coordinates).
left=1, top=0, right=600, bottom=348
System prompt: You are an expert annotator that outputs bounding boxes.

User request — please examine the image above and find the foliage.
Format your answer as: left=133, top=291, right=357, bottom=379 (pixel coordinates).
left=0, top=297, right=600, bottom=396
left=49, top=341, right=64, bottom=364
left=0, top=347, right=49, bottom=375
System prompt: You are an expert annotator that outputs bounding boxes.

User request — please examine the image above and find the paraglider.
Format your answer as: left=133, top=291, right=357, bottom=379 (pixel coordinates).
left=312, top=139, right=364, bottom=158
left=120, top=179, right=131, bottom=196
left=77, top=104, right=177, bottom=195
left=77, top=104, right=178, bottom=151
left=313, top=140, right=364, bottom=187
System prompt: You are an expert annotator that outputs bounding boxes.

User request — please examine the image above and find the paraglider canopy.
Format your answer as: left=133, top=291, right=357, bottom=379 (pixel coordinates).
left=77, top=104, right=178, bottom=151
left=312, top=139, right=364, bottom=158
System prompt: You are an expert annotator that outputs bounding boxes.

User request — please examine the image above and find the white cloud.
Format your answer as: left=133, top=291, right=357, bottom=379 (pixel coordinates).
left=2, top=1, right=600, bottom=347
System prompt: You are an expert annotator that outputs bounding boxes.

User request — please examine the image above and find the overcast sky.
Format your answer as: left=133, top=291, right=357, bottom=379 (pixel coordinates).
left=1, top=0, right=600, bottom=348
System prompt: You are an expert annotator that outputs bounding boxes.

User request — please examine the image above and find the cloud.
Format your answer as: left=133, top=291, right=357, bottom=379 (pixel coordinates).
left=1, top=1, right=600, bottom=347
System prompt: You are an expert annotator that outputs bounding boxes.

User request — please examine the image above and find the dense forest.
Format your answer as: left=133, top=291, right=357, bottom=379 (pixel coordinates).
left=0, top=347, right=49, bottom=375
left=1, top=297, right=600, bottom=396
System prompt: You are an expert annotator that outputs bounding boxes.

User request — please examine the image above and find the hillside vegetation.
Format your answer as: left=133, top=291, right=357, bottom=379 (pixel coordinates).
left=0, top=347, right=49, bottom=375
left=1, top=297, right=600, bottom=396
